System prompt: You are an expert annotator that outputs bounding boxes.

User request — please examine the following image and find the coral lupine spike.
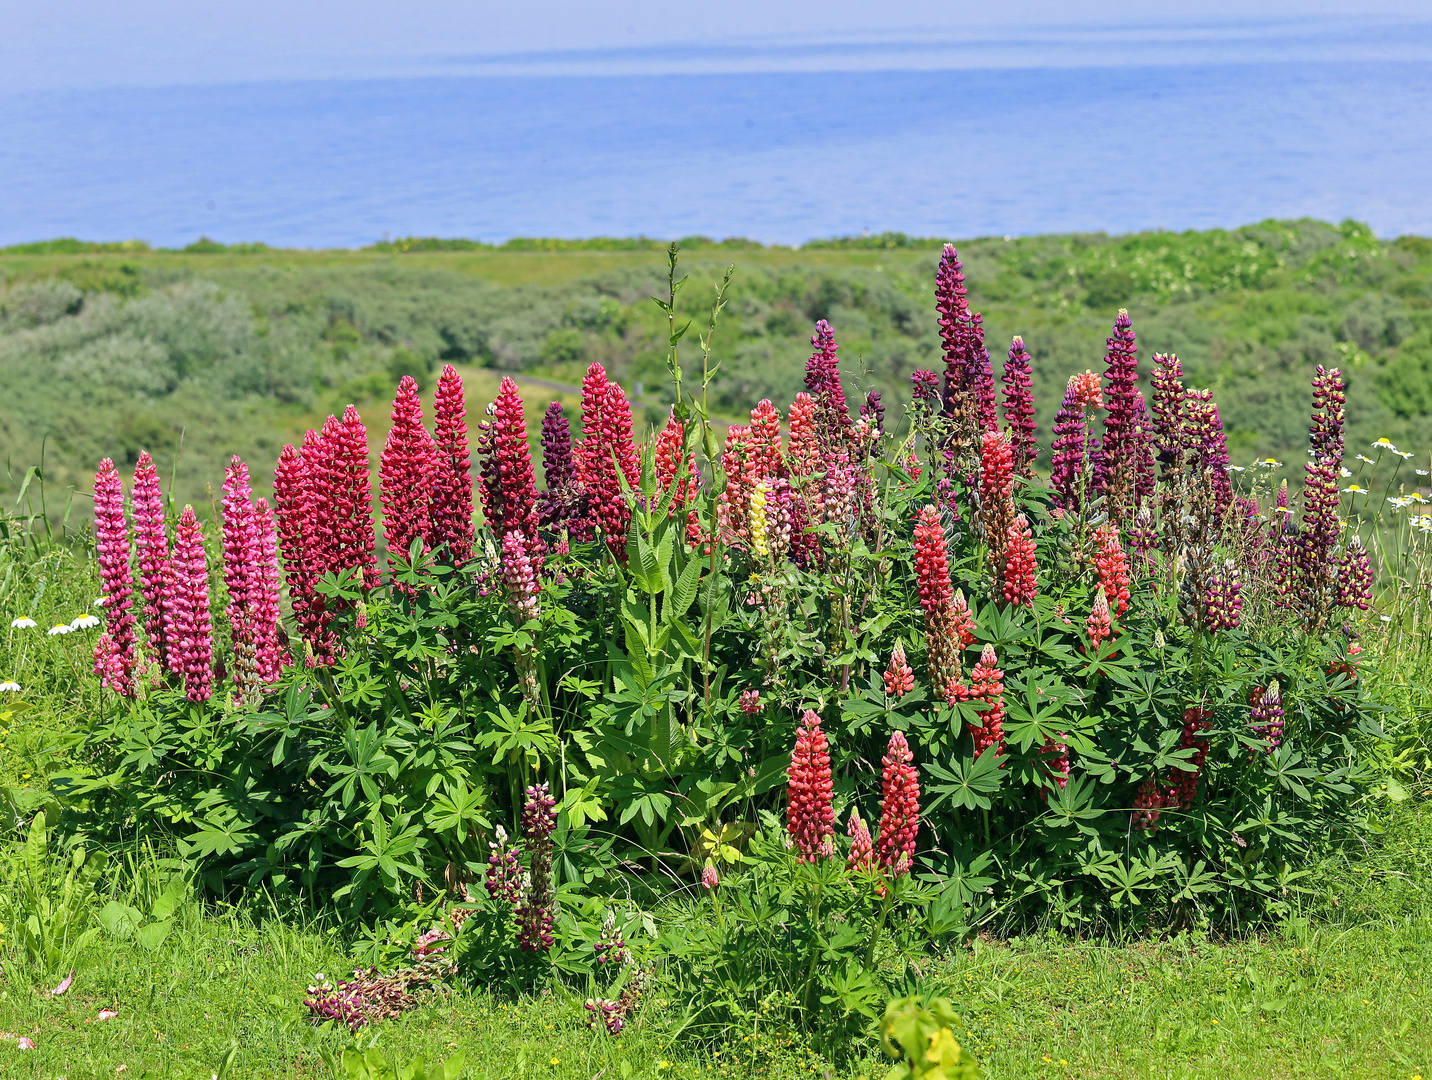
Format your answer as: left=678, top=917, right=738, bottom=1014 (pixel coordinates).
left=130, top=451, right=169, bottom=673
left=979, top=429, right=1016, bottom=572
left=913, top=504, right=962, bottom=688
left=165, top=506, right=213, bottom=703
left=846, top=809, right=875, bottom=875
left=787, top=709, right=835, bottom=863
left=883, top=640, right=916, bottom=697
left=1000, top=514, right=1038, bottom=608
left=480, top=377, right=543, bottom=564
left=717, top=424, right=756, bottom=545
left=876, top=730, right=920, bottom=875
left=748, top=399, right=785, bottom=479
left=430, top=364, right=475, bottom=565
left=1095, top=310, right=1156, bottom=521
left=1001, top=336, right=1038, bottom=475
left=380, top=376, right=435, bottom=572
left=967, top=644, right=1005, bottom=757
left=92, top=458, right=138, bottom=696
left=1093, top=523, right=1131, bottom=619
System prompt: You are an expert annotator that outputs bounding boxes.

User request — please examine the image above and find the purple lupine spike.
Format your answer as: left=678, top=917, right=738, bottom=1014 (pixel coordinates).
left=935, top=244, right=997, bottom=431
left=1272, top=479, right=1299, bottom=598
left=861, top=390, right=885, bottom=436
left=1049, top=374, right=1101, bottom=512
left=537, top=400, right=586, bottom=537
left=1094, top=309, right=1156, bottom=521
left=1250, top=682, right=1285, bottom=752
left=165, top=506, right=213, bottom=702
left=1150, top=352, right=1188, bottom=476
left=1338, top=536, right=1374, bottom=610
left=131, top=452, right=170, bottom=673
left=1001, top=336, right=1037, bottom=476
left=805, top=319, right=850, bottom=449
left=92, top=459, right=138, bottom=696
left=516, top=783, right=558, bottom=953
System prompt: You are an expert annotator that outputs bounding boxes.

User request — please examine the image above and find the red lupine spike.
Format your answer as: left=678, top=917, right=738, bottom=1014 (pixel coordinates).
left=1000, top=514, right=1038, bottom=608
left=747, top=399, right=785, bottom=479
left=165, top=505, right=213, bottom=703
left=1166, top=706, right=1213, bottom=809
left=380, top=376, right=435, bottom=574
left=1093, top=523, right=1131, bottom=619
left=787, top=709, right=835, bottom=863
left=883, top=641, right=915, bottom=697
left=92, top=458, right=138, bottom=697
left=717, top=424, right=756, bottom=546
left=430, top=363, right=475, bottom=565
left=131, top=451, right=169, bottom=673
left=913, top=504, right=961, bottom=688
left=979, top=429, right=1016, bottom=582
left=876, top=729, right=920, bottom=876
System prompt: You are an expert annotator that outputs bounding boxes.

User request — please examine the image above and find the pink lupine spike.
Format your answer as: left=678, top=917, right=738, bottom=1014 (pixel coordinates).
left=380, top=375, right=435, bottom=574
left=883, top=641, right=915, bottom=697
left=221, top=456, right=263, bottom=702
left=787, top=709, right=835, bottom=862
left=274, top=438, right=325, bottom=661
left=92, top=458, right=138, bottom=696
left=876, top=730, right=920, bottom=875
left=131, top=451, right=170, bottom=671
left=251, top=496, right=284, bottom=682
left=430, top=364, right=475, bottom=565
left=165, top=505, right=213, bottom=703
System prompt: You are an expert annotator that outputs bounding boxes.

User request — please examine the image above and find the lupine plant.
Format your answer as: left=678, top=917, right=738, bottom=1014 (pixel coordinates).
left=69, top=243, right=1386, bottom=1054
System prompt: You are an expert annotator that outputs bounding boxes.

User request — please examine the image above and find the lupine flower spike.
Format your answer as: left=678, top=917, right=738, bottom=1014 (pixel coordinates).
left=131, top=451, right=170, bottom=672
left=380, top=376, right=434, bottom=574
left=846, top=809, right=876, bottom=877
left=516, top=783, right=557, bottom=952
left=1001, top=336, right=1038, bottom=475
left=1095, top=309, right=1155, bottom=521
left=165, top=506, right=214, bottom=703
left=787, top=709, right=835, bottom=862
left=430, top=364, right=475, bottom=565
left=966, top=644, right=1006, bottom=757
left=876, top=730, right=920, bottom=876
left=91, top=459, right=137, bottom=696
left=883, top=641, right=915, bottom=697
left=1249, top=682, right=1285, bottom=752
left=481, top=377, right=543, bottom=566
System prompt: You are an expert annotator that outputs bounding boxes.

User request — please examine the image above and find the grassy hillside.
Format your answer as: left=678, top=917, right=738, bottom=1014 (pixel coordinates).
left=3, top=219, right=1430, bottom=512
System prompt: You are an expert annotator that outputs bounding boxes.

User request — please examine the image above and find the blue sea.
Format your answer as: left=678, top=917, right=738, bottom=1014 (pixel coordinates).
left=2, top=38, right=1431, bottom=247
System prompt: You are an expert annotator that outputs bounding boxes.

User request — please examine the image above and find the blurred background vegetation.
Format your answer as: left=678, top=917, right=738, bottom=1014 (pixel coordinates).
left=3, top=217, right=1430, bottom=511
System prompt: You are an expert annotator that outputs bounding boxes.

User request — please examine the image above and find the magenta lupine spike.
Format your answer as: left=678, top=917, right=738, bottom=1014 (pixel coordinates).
left=1001, top=336, right=1037, bottom=476
left=130, top=451, right=170, bottom=672
left=537, top=400, right=586, bottom=536
left=92, top=459, right=138, bottom=696
left=251, top=496, right=284, bottom=682
left=221, top=456, right=263, bottom=702
left=430, top=364, right=475, bottom=565
left=380, top=376, right=435, bottom=573
left=274, top=439, right=326, bottom=662
left=326, top=405, right=380, bottom=593
left=1095, top=309, right=1155, bottom=521
left=577, top=373, right=640, bottom=557
left=165, top=506, right=213, bottom=702
left=480, top=377, right=543, bottom=565
left=805, top=319, right=850, bottom=450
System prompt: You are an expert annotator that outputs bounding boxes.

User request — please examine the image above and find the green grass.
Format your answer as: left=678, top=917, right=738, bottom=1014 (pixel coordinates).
left=1, top=806, right=1429, bottom=1080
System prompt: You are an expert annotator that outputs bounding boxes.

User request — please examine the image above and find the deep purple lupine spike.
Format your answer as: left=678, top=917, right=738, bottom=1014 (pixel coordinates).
left=1094, top=310, right=1156, bottom=521
left=1295, top=366, right=1347, bottom=623
left=935, top=244, right=997, bottom=432
left=805, top=319, right=850, bottom=450
left=1049, top=373, right=1102, bottom=512
left=537, top=400, right=587, bottom=538
left=1001, top=336, right=1037, bottom=476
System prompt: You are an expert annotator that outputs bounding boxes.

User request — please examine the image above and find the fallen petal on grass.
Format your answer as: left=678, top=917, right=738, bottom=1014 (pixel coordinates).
left=51, top=970, right=75, bottom=996
left=17, top=1037, right=35, bottom=1050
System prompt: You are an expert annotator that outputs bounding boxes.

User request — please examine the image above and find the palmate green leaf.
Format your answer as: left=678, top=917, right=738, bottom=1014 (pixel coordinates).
left=924, top=748, right=1005, bottom=813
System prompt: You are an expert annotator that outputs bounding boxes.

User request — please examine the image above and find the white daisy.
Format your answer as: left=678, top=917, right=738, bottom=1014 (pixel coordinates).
left=1357, top=454, right=1377, bottom=465
left=0, top=682, right=20, bottom=692
left=1373, top=438, right=1399, bottom=452
left=47, top=624, right=72, bottom=636
left=10, top=617, right=38, bottom=629
left=69, top=614, right=101, bottom=630
left=1340, top=468, right=1352, bottom=477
